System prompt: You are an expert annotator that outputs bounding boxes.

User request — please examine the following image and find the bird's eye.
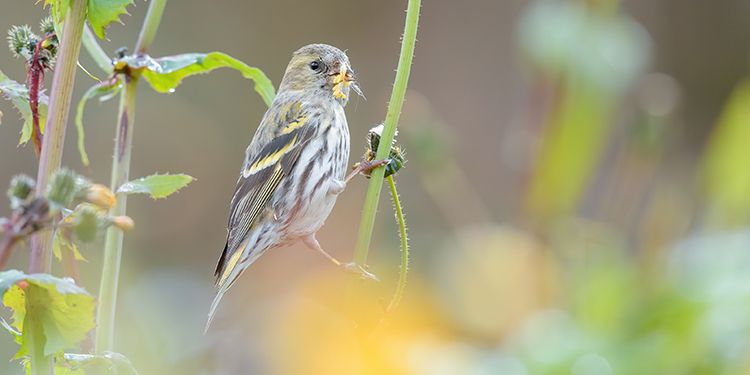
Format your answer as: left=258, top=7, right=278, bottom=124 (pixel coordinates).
left=309, top=60, right=321, bottom=72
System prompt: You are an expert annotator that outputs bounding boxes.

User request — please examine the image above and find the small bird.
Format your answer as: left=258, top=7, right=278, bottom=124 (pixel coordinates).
left=207, top=44, right=385, bottom=330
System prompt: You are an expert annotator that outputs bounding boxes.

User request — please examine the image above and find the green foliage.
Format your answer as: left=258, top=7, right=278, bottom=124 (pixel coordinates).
left=58, top=352, right=139, bottom=374
left=75, top=79, right=122, bottom=165
left=87, top=0, right=135, bottom=39
left=0, top=270, right=95, bottom=358
left=117, top=173, right=195, bottom=199
left=0, top=70, right=49, bottom=145
left=44, top=0, right=134, bottom=39
left=702, top=78, right=750, bottom=227
left=119, top=52, right=276, bottom=106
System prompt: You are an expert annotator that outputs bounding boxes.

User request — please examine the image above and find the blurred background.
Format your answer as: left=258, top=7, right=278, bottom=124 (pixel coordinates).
left=3, top=0, right=750, bottom=374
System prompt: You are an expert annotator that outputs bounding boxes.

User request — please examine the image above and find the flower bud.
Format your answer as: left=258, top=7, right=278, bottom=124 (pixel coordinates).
left=86, top=184, right=116, bottom=209
left=47, top=169, right=79, bottom=208
left=111, top=216, right=134, bottom=231
left=8, top=174, right=35, bottom=202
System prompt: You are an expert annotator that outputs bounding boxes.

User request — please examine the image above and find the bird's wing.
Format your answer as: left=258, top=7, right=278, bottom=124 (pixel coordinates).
left=214, top=103, right=316, bottom=287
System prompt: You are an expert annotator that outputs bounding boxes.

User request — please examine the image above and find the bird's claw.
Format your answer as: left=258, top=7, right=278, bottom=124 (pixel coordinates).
left=343, top=262, right=380, bottom=282
left=354, top=158, right=391, bottom=177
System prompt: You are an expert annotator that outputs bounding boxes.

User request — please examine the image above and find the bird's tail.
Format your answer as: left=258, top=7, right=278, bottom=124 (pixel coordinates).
left=205, top=287, right=228, bottom=334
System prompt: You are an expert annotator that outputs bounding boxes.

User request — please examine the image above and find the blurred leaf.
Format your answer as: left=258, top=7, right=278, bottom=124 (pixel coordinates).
left=87, top=0, right=134, bottom=39
left=0, top=270, right=95, bottom=358
left=526, top=83, right=612, bottom=218
left=119, top=52, right=275, bottom=106
left=518, top=0, right=650, bottom=94
left=117, top=173, right=194, bottom=199
left=702, top=78, right=750, bottom=226
left=75, top=79, right=122, bottom=166
left=58, top=352, right=139, bottom=374
left=0, top=70, right=48, bottom=145
left=53, top=230, right=87, bottom=262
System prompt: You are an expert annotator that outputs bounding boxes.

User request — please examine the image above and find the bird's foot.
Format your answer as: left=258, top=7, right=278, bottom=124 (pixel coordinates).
left=346, top=158, right=392, bottom=182
left=343, top=262, right=380, bottom=282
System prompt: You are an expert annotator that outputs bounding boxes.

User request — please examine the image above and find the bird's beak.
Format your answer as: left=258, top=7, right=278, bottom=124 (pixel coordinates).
left=332, top=64, right=364, bottom=100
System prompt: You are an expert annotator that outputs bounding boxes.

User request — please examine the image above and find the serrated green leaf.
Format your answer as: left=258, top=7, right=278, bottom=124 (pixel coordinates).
left=87, top=0, right=134, bottom=39
left=117, top=173, right=195, bottom=199
left=75, top=79, right=121, bottom=166
left=120, top=52, right=275, bottom=106
left=0, top=270, right=95, bottom=358
left=0, top=70, right=48, bottom=145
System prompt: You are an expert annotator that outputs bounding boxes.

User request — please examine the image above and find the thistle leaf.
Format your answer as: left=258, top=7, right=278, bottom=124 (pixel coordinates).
left=87, top=0, right=135, bottom=39
left=118, top=52, right=276, bottom=106
left=0, top=270, right=95, bottom=358
left=0, top=70, right=48, bottom=145
left=117, top=173, right=195, bottom=199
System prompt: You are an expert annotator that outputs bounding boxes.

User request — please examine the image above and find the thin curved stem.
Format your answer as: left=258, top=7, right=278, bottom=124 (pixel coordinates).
left=82, top=26, right=112, bottom=73
left=353, top=0, right=421, bottom=266
left=386, top=176, right=409, bottom=312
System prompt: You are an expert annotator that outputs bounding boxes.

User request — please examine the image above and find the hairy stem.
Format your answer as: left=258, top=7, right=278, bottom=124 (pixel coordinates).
left=353, top=0, right=421, bottom=266
left=386, top=176, right=409, bottom=312
left=95, top=0, right=168, bottom=353
left=29, top=0, right=87, bottom=273
left=82, top=26, right=112, bottom=73
left=95, top=79, right=137, bottom=352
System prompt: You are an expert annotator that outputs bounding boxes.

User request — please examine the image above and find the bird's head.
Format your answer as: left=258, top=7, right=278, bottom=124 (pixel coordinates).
left=278, top=44, right=363, bottom=105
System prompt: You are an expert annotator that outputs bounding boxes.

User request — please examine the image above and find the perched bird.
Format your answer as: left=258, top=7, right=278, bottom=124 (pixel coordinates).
left=207, top=44, right=385, bottom=330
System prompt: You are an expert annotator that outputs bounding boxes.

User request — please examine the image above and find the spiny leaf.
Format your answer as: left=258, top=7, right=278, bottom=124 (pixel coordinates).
left=75, top=79, right=121, bottom=165
left=87, top=0, right=134, bottom=39
left=0, top=70, right=48, bottom=145
left=120, top=52, right=276, bottom=106
left=0, top=270, right=95, bottom=358
left=117, top=173, right=195, bottom=199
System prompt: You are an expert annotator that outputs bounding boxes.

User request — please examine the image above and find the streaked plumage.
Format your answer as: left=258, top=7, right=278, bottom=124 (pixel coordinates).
left=207, top=44, right=360, bottom=330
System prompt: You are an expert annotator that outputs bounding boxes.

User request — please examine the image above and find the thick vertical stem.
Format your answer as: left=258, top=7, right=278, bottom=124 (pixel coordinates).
left=95, top=80, right=138, bottom=352
left=95, top=0, right=168, bottom=353
left=353, top=0, right=421, bottom=266
left=29, top=0, right=87, bottom=273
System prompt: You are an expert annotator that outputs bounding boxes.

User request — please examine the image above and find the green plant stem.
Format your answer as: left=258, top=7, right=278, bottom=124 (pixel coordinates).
left=27, top=303, right=50, bottom=375
left=95, top=79, right=138, bottom=353
left=353, top=0, right=421, bottom=266
left=386, top=176, right=409, bottom=312
left=82, top=26, right=112, bottom=73
left=95, top=0, right=168, bottom=353
left=29, top=0, right=88, bottom=274
left=135, top=0, right=168, bottom=53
